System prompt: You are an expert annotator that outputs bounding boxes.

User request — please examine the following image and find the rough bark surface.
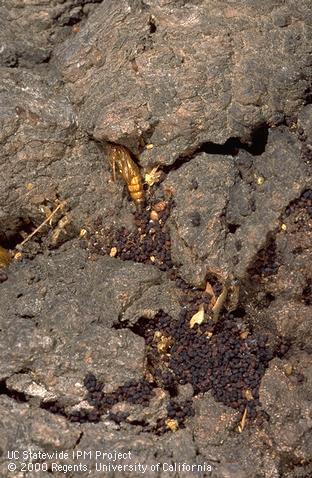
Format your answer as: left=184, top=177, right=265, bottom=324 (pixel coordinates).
left=0, top=1, right=311, bottom=477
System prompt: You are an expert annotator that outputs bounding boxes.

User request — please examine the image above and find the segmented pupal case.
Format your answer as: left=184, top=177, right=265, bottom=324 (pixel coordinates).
left=107, top=144, right=144, bottom=207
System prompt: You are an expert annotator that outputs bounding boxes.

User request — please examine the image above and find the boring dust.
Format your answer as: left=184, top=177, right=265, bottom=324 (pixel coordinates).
left=0, top=1, right=312, bottom=477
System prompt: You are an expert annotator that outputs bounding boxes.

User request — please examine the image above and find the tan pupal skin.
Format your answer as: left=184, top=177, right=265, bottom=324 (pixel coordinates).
left=0, top=246, right=12, bottom=268
left=108, top=144, right=144, bottom=205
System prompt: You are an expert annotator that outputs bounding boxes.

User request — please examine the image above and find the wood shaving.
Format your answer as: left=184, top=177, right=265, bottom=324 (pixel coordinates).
left=190, top=304, right=205, bottom=328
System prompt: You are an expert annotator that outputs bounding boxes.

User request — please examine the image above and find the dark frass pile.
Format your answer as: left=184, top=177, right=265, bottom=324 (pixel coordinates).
left=67, top=377, right=155, bottom=424
left=81, top=373, right=194, bottom=433
left=140, top=309, right=273, bottom=419
left=77, top=303, right=274, bottom=430
left=85, top=199, right=174, bottom=271
left=80, top=193, right=283, bottom=431
left=84, top=376, right=154, bottom=409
